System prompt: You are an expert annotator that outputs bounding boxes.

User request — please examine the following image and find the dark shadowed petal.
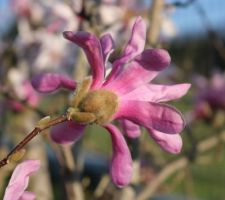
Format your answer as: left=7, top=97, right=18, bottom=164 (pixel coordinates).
left=100, top=33, right=115, bottom=64
left=119, top=119, right=141, bottom=138
left=104, top=124, right=133, bottom=187
left=31, top=73, right=76, bottom=93
left=115, top=100, right=185, bottom=134
left=103, top=49, right=171, bottom=95
left=105, top=16, right=146, bottom=83
left=3, top=160, right=40, bottom=200
left=121, top=83, right=191, bottom=102
left=50, top=121, right=85, bottom=145
left=63, top=31, right=105, bottom=89
left=147, top=128, right=183, bottom=154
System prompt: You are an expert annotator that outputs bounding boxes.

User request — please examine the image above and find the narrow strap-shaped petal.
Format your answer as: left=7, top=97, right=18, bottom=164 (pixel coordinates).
left=119, top=119, right=141, bottom=138
left=115, top=100, right=185, bottom=134
left=122, top=16, right=146, bottom=60
left=103, top=49, right=170, bottom=95
left=3, top=160, right=40, bottom=200
left=121, top=83, right=191, bottom=102
left=105, top=16, right=146, bottom=83
left=147, top=128, right=183, bottom=154
left=31, top=73, right=76, bottom=93
left=100, top=33, right=115, bottom=64
left=50, top=121, right=85, bottom=145
left=63, top=31, right=105, bottom=89
left=104, top=124, right=133, bottom=187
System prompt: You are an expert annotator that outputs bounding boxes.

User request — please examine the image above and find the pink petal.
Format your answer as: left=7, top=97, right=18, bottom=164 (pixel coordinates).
left=119, top=119, right=141, bottom=138
left=104, top=124, right=133, bottom=187
left=22, top=80, right=40, bottom=107
left=63, top=31, right=105, bottom=89
left=122, top=16, right=146, bottom=60
left=104, top=49, right=170, bottom=95
left=100, top=33, right=114, bottom=64
left=115, top=100, right=185, bottom=134
left=148, top=128, right=183, bottom=154
left=31, top=73, right=76, bottom=93
left=105, top=16, right=146, bottom=83
left=121, top=83, right=191, bottom=102
left=20, top=192, right=36, bottom=200
left=3, top=160, right=40, bottom=200
left=211, top=72, right=225, bottom=89
left=50, top=121, right=85, bottom=145
left=136, top=48, right=171, bottom=70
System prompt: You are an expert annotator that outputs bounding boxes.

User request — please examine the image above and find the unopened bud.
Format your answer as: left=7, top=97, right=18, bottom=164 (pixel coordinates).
left=37, top=116, right=51, bottom=128
left=8, top=149, right=26, bottom=162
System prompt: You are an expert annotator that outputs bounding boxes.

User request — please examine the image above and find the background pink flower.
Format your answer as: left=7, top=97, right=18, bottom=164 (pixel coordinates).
left=3, top=160, right=40, bottom=200
left=191, top=72, right=225, bottom=120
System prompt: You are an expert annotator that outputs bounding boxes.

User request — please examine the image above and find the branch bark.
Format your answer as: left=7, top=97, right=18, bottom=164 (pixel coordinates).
left=0, top=116, right=68, bottom=168
left=136, top=131, right=225, bottom=200
left=147, top=0, right=164, bottom=47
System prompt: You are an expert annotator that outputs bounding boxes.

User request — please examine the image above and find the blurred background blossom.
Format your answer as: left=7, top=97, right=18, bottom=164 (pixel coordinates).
left=1, top=0, right=225, bottom=200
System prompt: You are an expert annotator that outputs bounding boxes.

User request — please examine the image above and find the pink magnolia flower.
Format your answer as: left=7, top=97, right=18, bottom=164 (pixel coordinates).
left=32, top=17, right=190, bottom=187
left=3, top=160, right=40, bottom=200
left=7, top=69, right=40, bottom=111
left=192, top=72, right=225, bottom=119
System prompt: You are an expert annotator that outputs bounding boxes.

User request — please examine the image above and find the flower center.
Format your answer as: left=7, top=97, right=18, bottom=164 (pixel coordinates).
left=79, top=89, right=118, bottom=124
left=67, top=78, right=118, bottom=125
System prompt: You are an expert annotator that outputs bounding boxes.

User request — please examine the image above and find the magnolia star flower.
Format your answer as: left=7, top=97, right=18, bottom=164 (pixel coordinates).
left=190, top=72, right=225, bottom=120
left=3, top=160, right=40, bottom=200
left=32, top=16, right=190, bottom=187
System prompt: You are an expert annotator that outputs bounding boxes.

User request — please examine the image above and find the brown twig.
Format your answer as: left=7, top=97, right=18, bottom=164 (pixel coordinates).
left=147, top=0, right=164, bottom=47
left=165, top=0, right=196, bottom=9
left=0, top=115, right=68, bottom=168
left=136, top=131, right=225, bottom=200
left=60, top=146, right=84, bottom=200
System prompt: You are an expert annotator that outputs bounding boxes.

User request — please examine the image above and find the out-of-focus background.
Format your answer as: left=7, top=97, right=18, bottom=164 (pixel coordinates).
left=0, top=0, right=225, bottom=200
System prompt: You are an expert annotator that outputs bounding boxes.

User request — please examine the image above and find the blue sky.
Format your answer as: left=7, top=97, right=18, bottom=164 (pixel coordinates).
left=169, top=0, right=225, bottom=37
left=143, top=0, right=225, bottom=38
left=0, top=0, right=225, bottom=38
left=0, top=0, right=14, bottom=37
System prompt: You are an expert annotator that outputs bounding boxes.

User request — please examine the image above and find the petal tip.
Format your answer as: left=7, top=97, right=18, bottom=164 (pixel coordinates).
left=184, top=83, right=191, bottom=91
left=137, top=48, right=171, bottom=71
left=63, top=31, right=74, bottom=40
left=154, top=48, right=171, bottom=68
left=135, top=16, right=143, bottom=23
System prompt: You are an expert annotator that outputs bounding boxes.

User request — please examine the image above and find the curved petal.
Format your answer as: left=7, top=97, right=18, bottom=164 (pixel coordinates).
left=3, top=160, right=40, bottom=200
left=105, top=16, right=146, bottom=83
left=50, top=121, right=85, bottom=145
left=119, top=119, right=141, bottom=138
left=31, top=73, right=76, bottom=93
left=121, top=83, right=191, bottom=102
left=103, top=49, right=171, bottom=95
left=148, top=128, right=183, bottom=154
left=104, top=124, right=133, bottom=187
left=100, top=33, right=115, bottom=64
left=122, top=16, right=146, bottom=60
left=115, top=100, right=185, bottom=134
left=63, top=31, right=105, bottom=89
